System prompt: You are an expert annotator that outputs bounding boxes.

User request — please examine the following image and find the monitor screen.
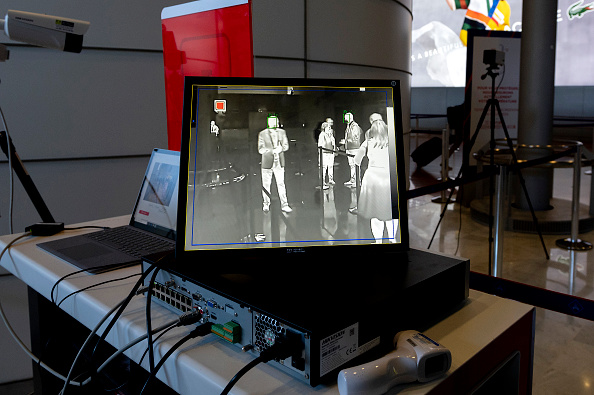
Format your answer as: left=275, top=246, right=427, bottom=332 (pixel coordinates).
left=176, top=77, right=409, bottom=263
left=133, top=148, right=180, bottom=239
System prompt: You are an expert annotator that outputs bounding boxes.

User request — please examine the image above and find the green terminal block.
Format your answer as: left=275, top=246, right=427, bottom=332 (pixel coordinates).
left=212, top=321, right=241, bottom=344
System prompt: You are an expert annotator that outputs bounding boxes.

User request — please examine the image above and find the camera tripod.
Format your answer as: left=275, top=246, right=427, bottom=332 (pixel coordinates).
left=1, top=130, right=56, bottom=225
left=429, top=63, right=549, bottom=275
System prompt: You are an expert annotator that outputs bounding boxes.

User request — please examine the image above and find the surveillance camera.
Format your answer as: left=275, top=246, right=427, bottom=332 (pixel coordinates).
left=483, top=49, right=505, bottom=67
left=0, top=10, right=90, bottom=53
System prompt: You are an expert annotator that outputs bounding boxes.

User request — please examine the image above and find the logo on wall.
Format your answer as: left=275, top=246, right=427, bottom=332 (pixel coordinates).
left=567, top=0, right=594, bottom=19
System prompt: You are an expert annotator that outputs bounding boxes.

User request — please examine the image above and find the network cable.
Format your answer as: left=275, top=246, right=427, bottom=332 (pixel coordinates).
left=0, top=232, right=88, bottom=387
left=87, top=263, right=157, bottom=370
left=58, top=297, right=129, bottom=395
left=0, top=232, right=111, bottom=389
left=56, top=272, right=141, bottom=308
left=50, top=260, right=128, bottom=305
left=139, top=322, right=213, bottom=395
left=60, top=298, right=197, bottom=394
left=0, top=233, right=176, bottom=393
left=87, top=252, right=173, bottom=380
left=137, top=324, right=177, bottom=366
left=145, top=266, right=162, bottom=372
left=104, top=310, right=202, bottom=371
left=60, top=289, right=168, bottom=395
left=135, top=308, right=205, bottom=368
left=0, top=231, right=171, bottom=390
left=51, top=268, right=88, bottom=304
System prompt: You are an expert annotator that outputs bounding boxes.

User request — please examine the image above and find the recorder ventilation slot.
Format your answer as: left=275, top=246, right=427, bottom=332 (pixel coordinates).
left=254, top=312, right=287, bottom=353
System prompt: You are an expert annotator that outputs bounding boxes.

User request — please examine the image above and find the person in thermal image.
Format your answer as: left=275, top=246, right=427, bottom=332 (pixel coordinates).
left=341, top=111, right=363, bottom=188
left=354, top=115, right=399, bottom=243
left=210, top=120, right=219, bottom=136
left=258, top=115, right=292, bottom=213
left=318, top=121, right=336, bottom=189
left=446, top=0, right=511, bottom=46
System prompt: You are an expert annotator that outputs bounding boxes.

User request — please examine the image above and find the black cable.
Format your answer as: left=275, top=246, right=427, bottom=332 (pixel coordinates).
left=59, top=298, right=129, bottom=395
left=51, top=262, right=132, bottom=305
left=51, top=268, right=86, bottom=304
left=90, top=266, right=154, bottom=349
left=60, top=316, right=180, bottom=395
left=145, top=267, right=161, bottom=373
left=220, top=337, right=302, bottom=395
left=42, top=263, right=143, bottom=394
left=88, top=262, right=158, bottom=372
left=138, top=324, right=177, bottom=367
left=88, top=251, right=173, bottom=377
left=56, top=252, right=173, bottom=393
left=139, top=322, right=213, bottom=395
left=95, top=309, right=201, bottom=384
left=56, top=273, right=141, bottom=308
left=220, top=356, right=266, bottom=395
left=138, top=309, right=204, bottom=367
left=51, top=269, right=81, bottom=302
left=0, top=232, right=93, bottom=387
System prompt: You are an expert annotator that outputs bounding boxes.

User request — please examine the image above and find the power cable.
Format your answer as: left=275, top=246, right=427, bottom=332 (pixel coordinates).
left=220, top=337, right=302, bottom=395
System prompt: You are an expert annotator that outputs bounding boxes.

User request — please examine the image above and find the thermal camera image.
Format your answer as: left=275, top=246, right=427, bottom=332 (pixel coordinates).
left=183, top=84, right=403, bottom=250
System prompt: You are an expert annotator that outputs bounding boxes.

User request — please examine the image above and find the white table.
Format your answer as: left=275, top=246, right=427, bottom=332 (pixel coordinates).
left=0, top=216, right=535, bottom=394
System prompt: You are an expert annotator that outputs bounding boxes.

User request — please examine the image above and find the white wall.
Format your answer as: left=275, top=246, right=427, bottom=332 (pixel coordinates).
left=251, top=0, right=413, bottom=181
left=0, top=1, right=180, bottom=383
left=0, top=1, right=182, bottom=235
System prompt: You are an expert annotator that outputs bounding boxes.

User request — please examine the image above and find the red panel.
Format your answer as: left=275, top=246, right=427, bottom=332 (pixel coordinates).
left=162, top=1, right=254, bottom=151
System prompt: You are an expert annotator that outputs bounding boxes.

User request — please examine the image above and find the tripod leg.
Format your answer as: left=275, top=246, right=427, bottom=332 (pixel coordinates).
left=428, top=102, right=493, bottom=249
left=468, top=102, right=493, bottom=153
left=488, top=100, right=497, bottom=276
left=427, top=165, right=462, bottom=249
left=0, top=131, right=56, bottom=224
left=494, top=102, right=550, bottom=260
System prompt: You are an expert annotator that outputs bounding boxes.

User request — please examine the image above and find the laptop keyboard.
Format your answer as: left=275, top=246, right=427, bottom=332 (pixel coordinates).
left=85, top=226, right=174, bottom=258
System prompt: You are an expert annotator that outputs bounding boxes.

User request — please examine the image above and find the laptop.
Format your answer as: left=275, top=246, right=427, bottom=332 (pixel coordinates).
left=38, top=148, right=180, bottom=273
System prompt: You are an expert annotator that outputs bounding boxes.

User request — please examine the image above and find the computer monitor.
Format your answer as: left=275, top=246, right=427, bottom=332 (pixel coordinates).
left=176, top=77, right=409, bottom=266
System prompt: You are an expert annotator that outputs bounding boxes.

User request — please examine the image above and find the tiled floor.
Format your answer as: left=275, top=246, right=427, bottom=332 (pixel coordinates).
left=409, top=138, right=594, bottom=394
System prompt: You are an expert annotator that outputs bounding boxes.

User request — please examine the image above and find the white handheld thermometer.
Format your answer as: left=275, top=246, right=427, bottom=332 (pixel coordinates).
left=337, top=330, right=451, bottom=395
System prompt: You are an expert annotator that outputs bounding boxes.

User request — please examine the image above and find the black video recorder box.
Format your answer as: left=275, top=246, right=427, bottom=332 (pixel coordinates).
left=142, top=248, right=469, bottom=387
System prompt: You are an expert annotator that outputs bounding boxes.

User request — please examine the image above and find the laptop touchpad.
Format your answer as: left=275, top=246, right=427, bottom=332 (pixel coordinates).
left=58, top=243, right=113, bottom=260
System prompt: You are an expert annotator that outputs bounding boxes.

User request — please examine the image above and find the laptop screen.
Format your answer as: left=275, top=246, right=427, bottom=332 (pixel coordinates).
left=176, top=77, right=408, bottom=261
left=133, top=148, right=180, bottom=239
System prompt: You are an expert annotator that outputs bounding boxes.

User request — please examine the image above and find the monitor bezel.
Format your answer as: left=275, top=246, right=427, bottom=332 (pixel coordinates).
left=175, top=76, right=409, bottom=265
